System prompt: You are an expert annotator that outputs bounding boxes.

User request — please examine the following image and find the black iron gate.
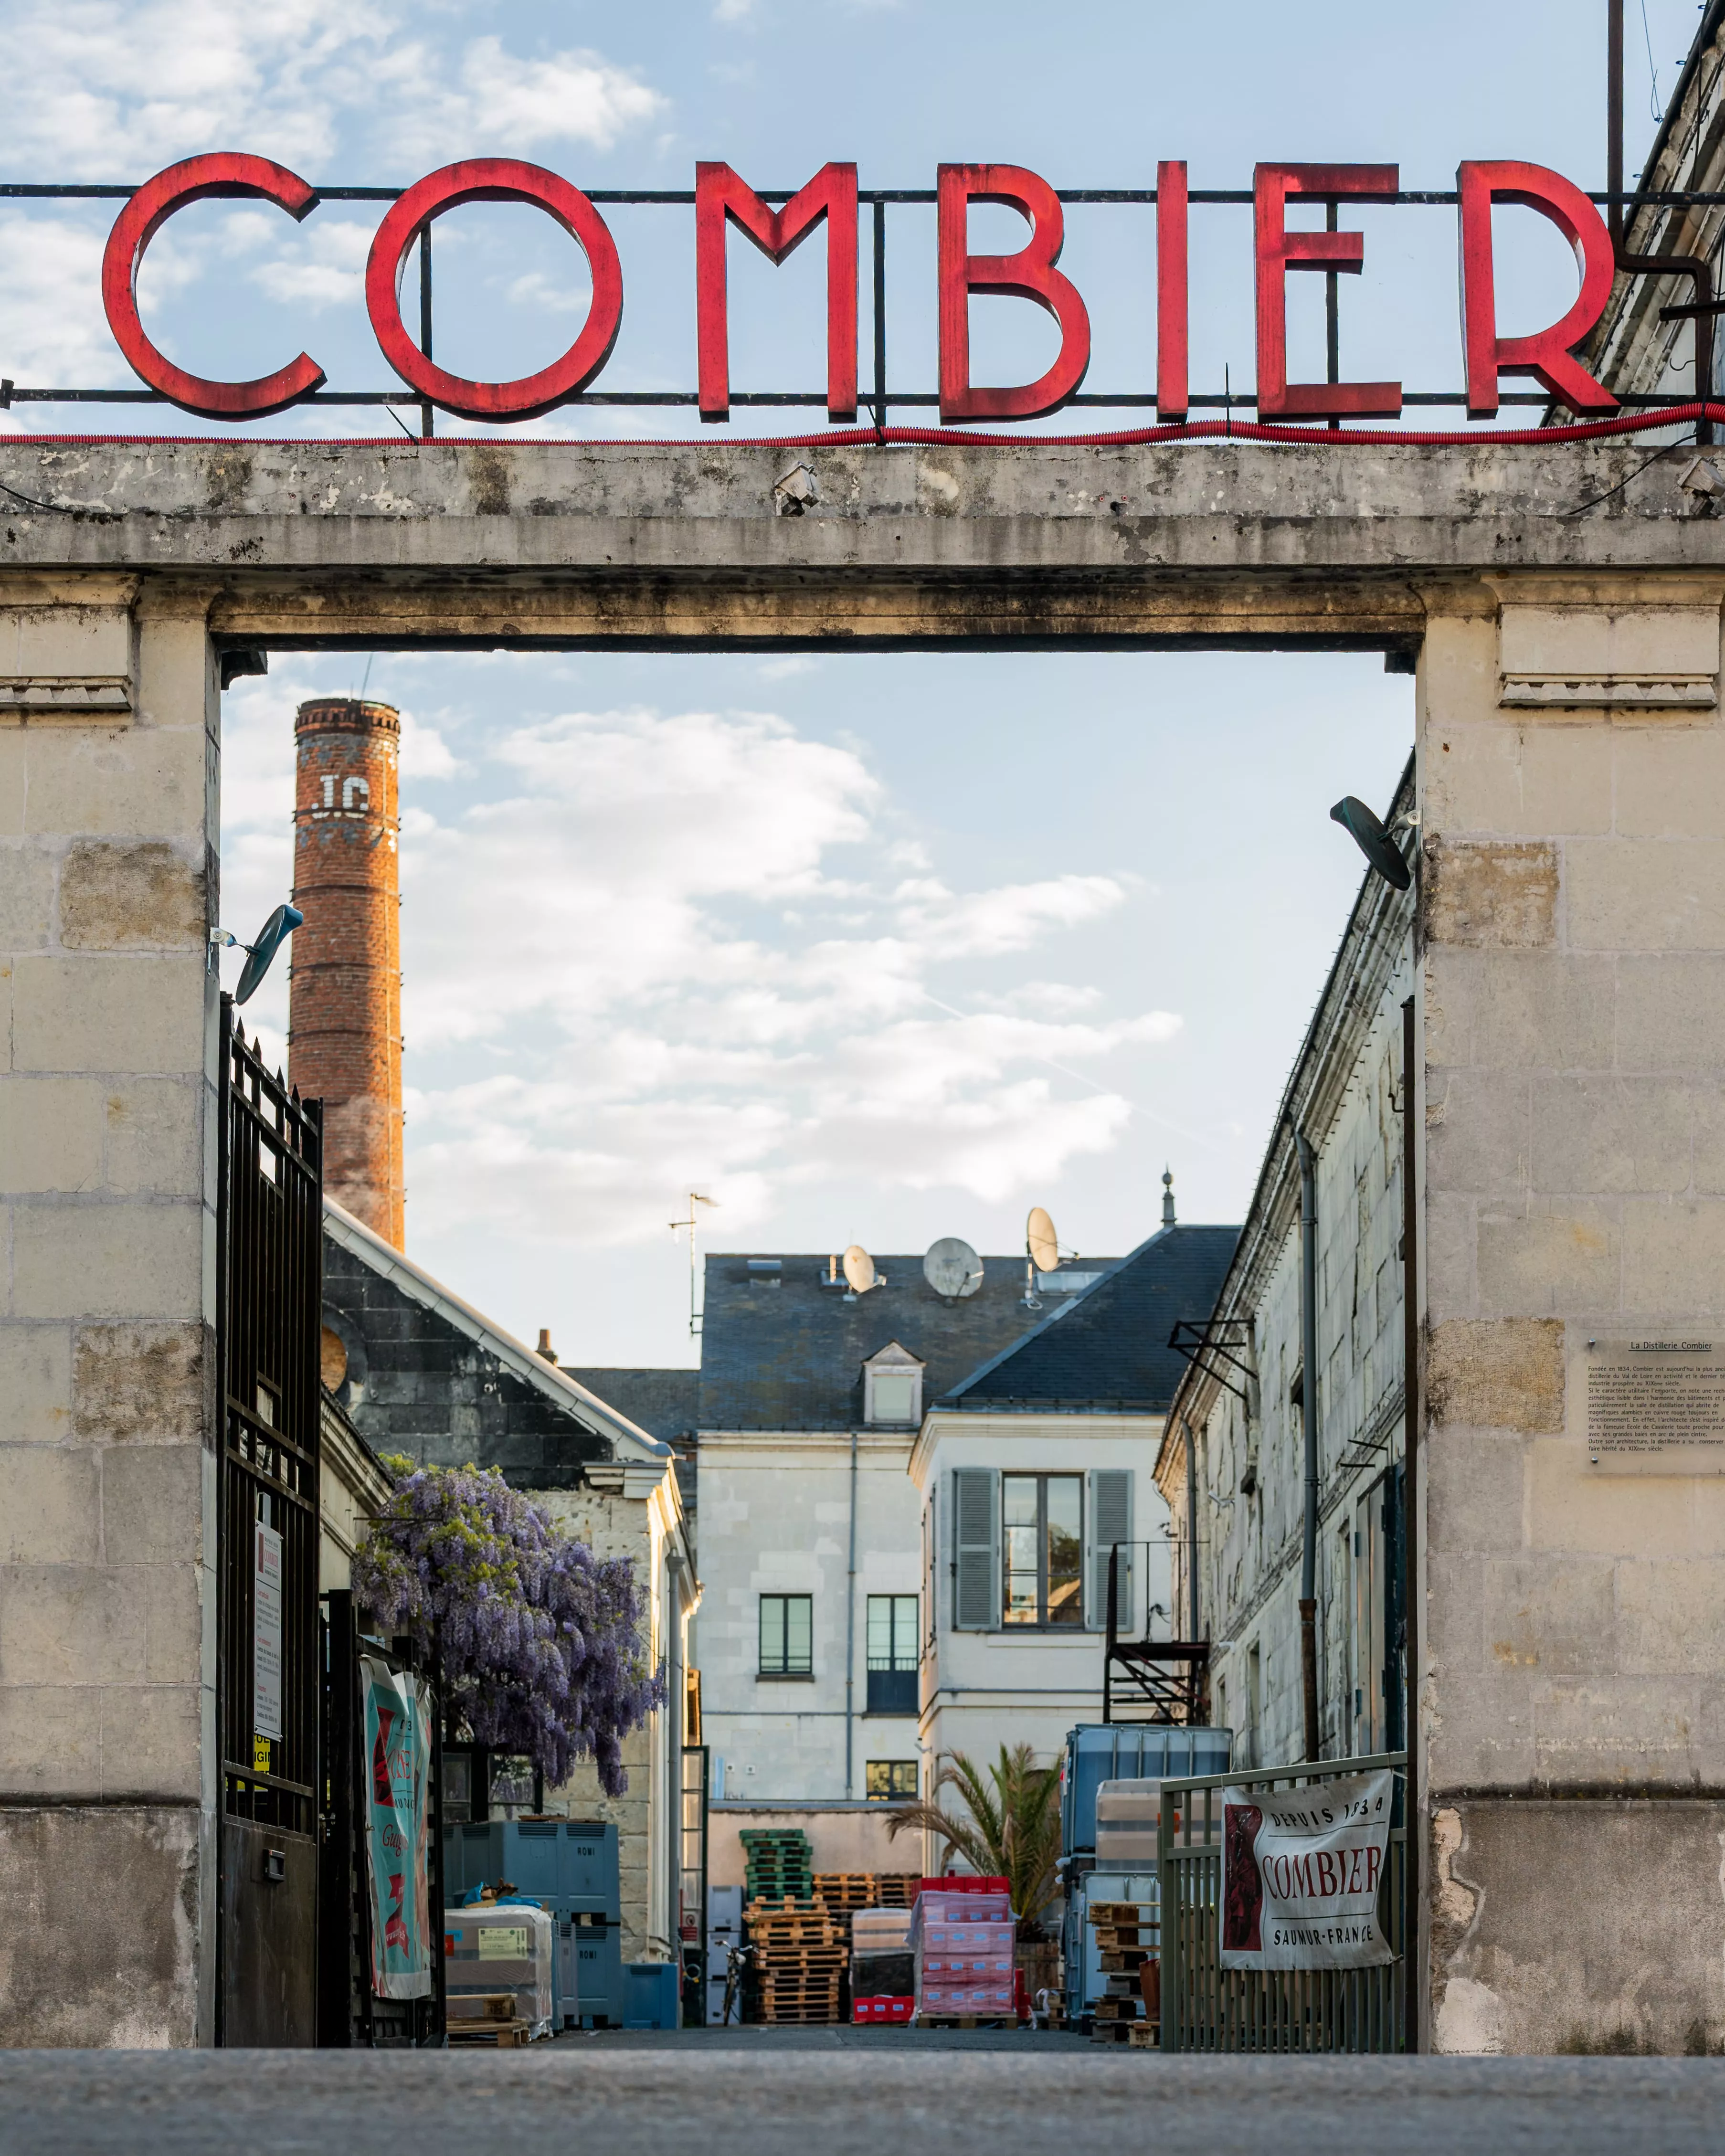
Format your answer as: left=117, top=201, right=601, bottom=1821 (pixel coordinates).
left=216, top=1002, right=324, bottom=2045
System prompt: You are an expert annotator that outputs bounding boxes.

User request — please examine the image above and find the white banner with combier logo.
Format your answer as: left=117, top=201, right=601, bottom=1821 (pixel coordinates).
left=1218, top=1769, right=1397, bottom=1971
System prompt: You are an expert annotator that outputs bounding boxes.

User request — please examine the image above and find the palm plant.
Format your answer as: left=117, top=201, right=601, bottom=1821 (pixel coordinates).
left=886, top=1742, right=1063, bottom=1936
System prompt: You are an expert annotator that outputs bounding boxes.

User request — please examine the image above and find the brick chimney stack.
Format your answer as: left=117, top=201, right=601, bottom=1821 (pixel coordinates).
left=288, top=697, right=405, bottom=1245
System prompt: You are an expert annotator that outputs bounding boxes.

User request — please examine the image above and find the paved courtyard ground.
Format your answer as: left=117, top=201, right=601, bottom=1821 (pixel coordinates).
left=2, top=2042, right=1723, bottom=2155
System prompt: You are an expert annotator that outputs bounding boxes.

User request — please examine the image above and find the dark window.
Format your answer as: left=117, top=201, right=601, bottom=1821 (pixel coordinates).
left=867, top=1594, right=918, bottom=1712
left=866, top=1760, right=918, bottom=1800
left=1003, top=1473, right=1083, bottom=1628
left=759, top=1594, right=813, bottom=1676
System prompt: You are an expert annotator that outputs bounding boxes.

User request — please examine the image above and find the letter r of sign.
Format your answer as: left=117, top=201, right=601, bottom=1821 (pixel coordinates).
left=696, top=164, right=858, bottom=423
left=1457, top=161, right=1618, bottom=418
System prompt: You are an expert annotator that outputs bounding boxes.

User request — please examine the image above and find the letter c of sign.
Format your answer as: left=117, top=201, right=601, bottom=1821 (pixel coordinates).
left=366, top=160, right=624, bottom=422
left=102, top=155, right=327, bottom=419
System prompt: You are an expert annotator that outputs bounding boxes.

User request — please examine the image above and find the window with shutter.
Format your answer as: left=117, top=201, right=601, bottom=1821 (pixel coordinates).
left=1086, top=1469, right=1133, bottom=1631
left=952, top=1467, right=999, bottom=1630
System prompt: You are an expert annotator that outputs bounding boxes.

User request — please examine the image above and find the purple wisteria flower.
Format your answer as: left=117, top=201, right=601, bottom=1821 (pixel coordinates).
left=353, top=1458, right=665, bottom=1797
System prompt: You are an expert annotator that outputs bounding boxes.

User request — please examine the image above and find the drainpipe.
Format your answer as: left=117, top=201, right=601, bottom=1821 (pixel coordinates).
left=1296, top=1128, right=1321, bottom=1763
left=844, top=1428, right=859, bottom=1798
left=1182, top=1416, right=1200, bottom=1642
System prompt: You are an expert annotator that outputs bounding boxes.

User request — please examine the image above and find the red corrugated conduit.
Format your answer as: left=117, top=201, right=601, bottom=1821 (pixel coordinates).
left=7, top=402, right=1725, bottom=453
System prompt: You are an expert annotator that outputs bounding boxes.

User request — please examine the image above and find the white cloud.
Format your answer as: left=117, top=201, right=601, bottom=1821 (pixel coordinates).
left=0, top=217, right=114, bottom=387
left=714, top=0, right=759, bottom=21
left=893, top=872, right=1130, bottom=957
left=220, top=679, right=1182, bottom=1249
left=506, top=269, right=594, bottom=316
left=245, top=218, right=374, bottom=313
left=2, top=1, right=665, bottom=177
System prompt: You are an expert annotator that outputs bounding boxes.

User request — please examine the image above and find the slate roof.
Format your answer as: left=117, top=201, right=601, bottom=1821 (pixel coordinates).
left=559, top=1368, right=700, bottom=1446
left=322, top=1199, right=669, bottom=1492
left=941, top=1224, right=1240, bottom=1412
left=580, top=1251, right=1116, bottom=1434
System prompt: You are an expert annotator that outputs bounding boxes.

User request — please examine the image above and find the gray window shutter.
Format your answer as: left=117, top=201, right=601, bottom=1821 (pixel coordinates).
left=1087, top=1469, right=1133, bottom=1631
left=952, top=1468, right=1000, bottom=1631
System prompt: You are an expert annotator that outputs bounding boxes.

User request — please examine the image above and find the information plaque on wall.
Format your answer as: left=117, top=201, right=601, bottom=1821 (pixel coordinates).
left=1585, top=1340, right=1725, bottom=1474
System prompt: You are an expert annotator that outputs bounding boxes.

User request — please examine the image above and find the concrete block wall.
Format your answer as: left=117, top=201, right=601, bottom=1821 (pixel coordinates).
left=0, top=581, right=219, bottom=2045
left=1419, top=575, right=1725, bottom=2055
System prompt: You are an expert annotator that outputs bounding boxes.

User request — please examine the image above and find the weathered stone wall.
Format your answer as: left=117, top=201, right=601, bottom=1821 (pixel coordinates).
left=1419, top=576, right=1725, bottom=2053
left=0, top=579, right=218, bottom=2045
left=537, top=1482, right=663, bottom=1964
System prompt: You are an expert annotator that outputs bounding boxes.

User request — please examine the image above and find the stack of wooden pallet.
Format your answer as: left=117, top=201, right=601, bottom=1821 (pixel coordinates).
left=741, top=1828, right=815, bottom=1904
left=1088, top=1900, right=1157, bottom=2045
left=447, top=1991, right=534, bottom=2048
left=812, top=1872, right=917, bottom=1913
left=743, top=1897, right=848, bottom=2023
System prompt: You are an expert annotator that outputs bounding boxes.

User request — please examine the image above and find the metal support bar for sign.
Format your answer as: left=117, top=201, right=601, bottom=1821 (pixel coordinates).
left=4, top=177, right=1721, bottom=423
left=418, top=225, right=434, bottom=441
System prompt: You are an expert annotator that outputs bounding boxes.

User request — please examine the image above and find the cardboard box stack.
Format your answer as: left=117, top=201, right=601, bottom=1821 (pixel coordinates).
left=444, top=1902, right=556, bottom=2041
left=912, top=1876, right=1016, bottom=2020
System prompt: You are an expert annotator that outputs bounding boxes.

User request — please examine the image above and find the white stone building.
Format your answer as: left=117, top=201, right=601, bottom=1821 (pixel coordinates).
left=1157, top=758, right=1416, bottom=1776
left=913, top=1218, right=1238, bottom=1794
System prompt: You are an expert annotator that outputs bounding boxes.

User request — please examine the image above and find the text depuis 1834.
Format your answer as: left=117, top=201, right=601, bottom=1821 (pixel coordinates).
left=1585, top=1340, right=1725, bottom=1475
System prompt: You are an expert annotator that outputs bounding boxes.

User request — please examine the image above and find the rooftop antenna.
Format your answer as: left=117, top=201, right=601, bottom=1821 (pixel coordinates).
left=924, top=1237, right=984, bottom=1300
left=842, top=1245, right=877, bottom=1302
left=669, top=1192, right=717, bottom=1336
left=1025, top=1205, right=1058, bottom=1308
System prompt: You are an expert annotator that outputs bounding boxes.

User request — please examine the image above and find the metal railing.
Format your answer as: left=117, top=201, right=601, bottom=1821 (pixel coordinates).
left=1102, top=1539, right=1204, bottom=1725
left=2, top=181, right=1723, bottom=429
left=1157, top=1752, right=1408, bottom=2053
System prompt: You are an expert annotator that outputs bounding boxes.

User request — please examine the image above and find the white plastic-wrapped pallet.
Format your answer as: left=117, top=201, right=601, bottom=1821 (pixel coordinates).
left=445, top=1904, right=556, bottom=2037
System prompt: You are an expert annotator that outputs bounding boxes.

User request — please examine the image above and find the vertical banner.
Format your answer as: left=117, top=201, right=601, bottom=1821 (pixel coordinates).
left=1220, top=1769, right=1396, bottom=1970
left=360, top=1655, right=433, bottom=2000
left=253, top=1520, right=284, bottom=1743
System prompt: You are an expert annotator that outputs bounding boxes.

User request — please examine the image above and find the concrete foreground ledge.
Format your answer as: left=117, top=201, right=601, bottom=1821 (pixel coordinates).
left=1, top=2047, right=1722, bottom=2156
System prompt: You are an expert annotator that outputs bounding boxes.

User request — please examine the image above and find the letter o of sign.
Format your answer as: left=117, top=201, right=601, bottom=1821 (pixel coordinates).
left=102, top=155, right=327, bottom=420
left=366, top=161, right=624, bottom=422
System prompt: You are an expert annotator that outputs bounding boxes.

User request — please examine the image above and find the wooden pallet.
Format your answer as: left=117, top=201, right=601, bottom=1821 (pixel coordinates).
left=447, top=1992, right=518, bottom=2024
left=812, top=1873, right=919, bottom=1911
left=1100, top=1950, right=1150, bottom=1973
left=1128, top=2023, right=1159, bottom=2050
left=449, top=2019, right=534, bottom=2048
left=1088, top=1902, right=1149, bottom=1927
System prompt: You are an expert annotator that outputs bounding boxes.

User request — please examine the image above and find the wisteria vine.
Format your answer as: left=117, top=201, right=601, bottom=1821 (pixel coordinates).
left=352, top=1458, right=665, bottom=1797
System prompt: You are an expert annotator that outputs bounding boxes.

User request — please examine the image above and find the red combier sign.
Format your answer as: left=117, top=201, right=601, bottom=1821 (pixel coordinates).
left=101, top=151, right=1623, bottom=426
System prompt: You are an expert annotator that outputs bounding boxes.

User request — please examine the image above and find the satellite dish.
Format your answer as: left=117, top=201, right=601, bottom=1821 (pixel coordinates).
left=1027, top=1206, right=1059, bottom=1274
left=924, top=1237, right=984, bottom=1299
left=842, top=1245, right=877, bottom=1295
left=1329, top=797, right=1412, bottom=892
left=235, top=903, right=305, bottom=1005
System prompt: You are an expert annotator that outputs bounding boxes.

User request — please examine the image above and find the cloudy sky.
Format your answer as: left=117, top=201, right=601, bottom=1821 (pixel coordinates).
left=0, top=0, right=1699, bottom=1363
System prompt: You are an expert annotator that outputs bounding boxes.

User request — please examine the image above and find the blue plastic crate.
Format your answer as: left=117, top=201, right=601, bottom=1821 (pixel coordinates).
left=623, top=1960, right=679, bottom=2030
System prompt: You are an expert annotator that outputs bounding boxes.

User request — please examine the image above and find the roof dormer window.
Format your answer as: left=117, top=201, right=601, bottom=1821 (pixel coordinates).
left=863, top=1341, right=924, bottom=1426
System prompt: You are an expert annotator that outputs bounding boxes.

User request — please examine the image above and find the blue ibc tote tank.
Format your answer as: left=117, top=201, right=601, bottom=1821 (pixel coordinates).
left=1060, top=1724, right=1233, bottom=1856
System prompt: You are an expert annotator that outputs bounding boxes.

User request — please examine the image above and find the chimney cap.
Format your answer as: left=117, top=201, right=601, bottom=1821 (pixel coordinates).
left=535, top=1328, right=558, bottom=1365
left=294, top=696, right=401, bottom=733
